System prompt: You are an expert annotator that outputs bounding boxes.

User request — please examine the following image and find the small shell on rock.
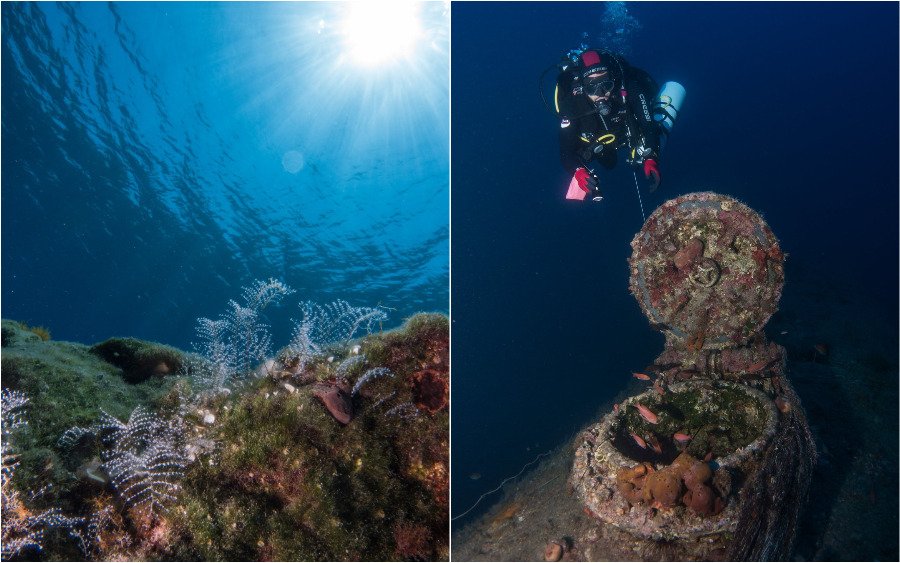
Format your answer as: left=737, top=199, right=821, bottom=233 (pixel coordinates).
left=202, top=413, right=216, bottom=425
left=351, top=345, right=361, bottom=355
left=76, top=458, right=108, bottom=486
left=544, top=541, right=564, bottom=562
left=282, top=383, right=296, bottom=394
left=327, top=356, right=335, bottom=363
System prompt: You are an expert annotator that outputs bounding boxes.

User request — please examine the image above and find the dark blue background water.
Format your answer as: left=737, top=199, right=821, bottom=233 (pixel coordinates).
left=3, top=2, right=448, bottom=348
left=451, top=0, right=898, bottom=527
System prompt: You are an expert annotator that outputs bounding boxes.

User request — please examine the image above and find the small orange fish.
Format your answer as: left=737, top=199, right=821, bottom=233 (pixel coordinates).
left=647, top=435, right=663, bottom=454
left=635, top=403, right=659, bottom=424
left=747, top=359, right=771, bottom=373
left=775, top=396, right=791, bottom=413
left=813, top=343, right=828, bottom=356
left=673, top=432, right=692, bottom=443
left=632, top=372, right=652, bottom=381
left=630, top=432, right=648, bottom=449
left=613, top=403, right=620, bottom=413
left=704, top=451, right=713, bottom=462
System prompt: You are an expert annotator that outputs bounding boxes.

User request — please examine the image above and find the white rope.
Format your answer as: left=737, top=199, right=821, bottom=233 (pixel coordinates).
left=633, top=168, right=646, bottom=222
left=451, top=450, right=552, bottom=522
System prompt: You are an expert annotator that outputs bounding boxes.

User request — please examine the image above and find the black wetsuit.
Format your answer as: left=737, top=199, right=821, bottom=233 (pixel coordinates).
left=557, top=54, right=664, bottom=176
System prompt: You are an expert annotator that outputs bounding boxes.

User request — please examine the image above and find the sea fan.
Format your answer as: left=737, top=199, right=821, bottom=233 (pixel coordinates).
left=283, top=318, right=322, bottom=374
left=336, top=354, right=366, bottom=379
left=2, top=391, right=86, bottom=558
left=191, top=279, right=294, bottom=393
left=191, top=317, right=237, bottom=392
left=57, top=425, right=95, bottom=451
left=297, top=300, right=389, bottom=345
left=1, top=389, right=29, bottom=446
left=223, top=301, right=272, bottom=375
left=351, top=367, right=394, bottom=397
left=101, top=407, right=186, bottom=516
left=240, top=278, right=295, bottom=311
left=282, top=301, right=389, bottom=382
left=1, top=461, right=86, bottom=558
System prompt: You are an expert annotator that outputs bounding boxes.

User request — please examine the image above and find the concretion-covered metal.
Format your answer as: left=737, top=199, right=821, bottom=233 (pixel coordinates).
left=628, top=192, right=785, bottom=350
left=571, top=192, right=815, bottom=561
left=572, top=380, right=778, bottom=540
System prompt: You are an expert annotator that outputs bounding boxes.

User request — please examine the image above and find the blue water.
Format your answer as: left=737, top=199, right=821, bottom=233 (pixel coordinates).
left=450, top=0, right=898, bottom=539
left=2, top=2, right=449, bottom=348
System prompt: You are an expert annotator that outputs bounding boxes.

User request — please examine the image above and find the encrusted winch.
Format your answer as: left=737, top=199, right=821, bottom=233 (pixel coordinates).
left=570, top=192, right=815, bottom=561
left=629, top=192, right=785, bottom=351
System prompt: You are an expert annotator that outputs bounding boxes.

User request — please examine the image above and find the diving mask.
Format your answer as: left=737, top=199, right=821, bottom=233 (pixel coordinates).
left=584, top=75, right=615, bottom=98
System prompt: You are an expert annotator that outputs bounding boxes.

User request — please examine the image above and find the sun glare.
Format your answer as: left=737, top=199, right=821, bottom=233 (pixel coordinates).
left=341, top=2, right=423, bottom=66
left=239, top=2, right=447, bottom=166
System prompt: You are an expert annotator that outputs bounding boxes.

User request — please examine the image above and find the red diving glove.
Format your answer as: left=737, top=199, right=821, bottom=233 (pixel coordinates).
left=643, top=159, right=661, bottom=192
left=566, top=167, right=599, bottom=201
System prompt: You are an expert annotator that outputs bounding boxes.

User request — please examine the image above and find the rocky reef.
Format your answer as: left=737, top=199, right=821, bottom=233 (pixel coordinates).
left=0, top=313, right=448, bottom=561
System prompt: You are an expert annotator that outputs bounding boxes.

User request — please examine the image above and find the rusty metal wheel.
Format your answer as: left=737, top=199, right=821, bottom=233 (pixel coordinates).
left=629, top=192, right=785, bottom=350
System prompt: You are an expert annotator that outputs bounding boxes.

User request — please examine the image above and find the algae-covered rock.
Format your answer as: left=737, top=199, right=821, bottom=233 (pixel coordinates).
left=2, top=320, right=48, bottom=347
left=0, top=320, right=188, bottom=563
left=89, top=337, right=186, bottom=384
left=167, top=312, right=449, bottom=562
left=1, top=313, right=449, bottom=562
left=1, top=320, right=183, bottom=503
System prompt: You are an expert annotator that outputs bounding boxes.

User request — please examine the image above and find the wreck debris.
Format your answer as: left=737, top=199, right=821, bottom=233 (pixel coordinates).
left=629, top=192, right=785, bottom=351
left=571, top=192, right=815, bottom=560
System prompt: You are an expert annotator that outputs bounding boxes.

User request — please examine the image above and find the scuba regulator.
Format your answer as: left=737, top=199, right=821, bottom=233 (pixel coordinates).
left=539, top=42, right=622, bottom=118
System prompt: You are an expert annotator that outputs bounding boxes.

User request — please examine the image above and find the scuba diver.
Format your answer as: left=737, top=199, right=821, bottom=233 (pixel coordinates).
left=552, top=48, right=684, bottom=202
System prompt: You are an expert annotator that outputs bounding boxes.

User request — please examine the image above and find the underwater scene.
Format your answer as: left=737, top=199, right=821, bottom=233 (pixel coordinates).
left=451, top=2, right=898, bottom=562
left=2, top=2, right=448, bottom=561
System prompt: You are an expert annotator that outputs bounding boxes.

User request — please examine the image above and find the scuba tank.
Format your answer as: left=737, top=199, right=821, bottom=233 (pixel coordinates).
left=652, top=81, right=686, bottom=133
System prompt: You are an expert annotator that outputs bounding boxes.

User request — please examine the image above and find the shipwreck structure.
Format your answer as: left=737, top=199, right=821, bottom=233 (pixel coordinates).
left=570, top=192, right=816, bottom=561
